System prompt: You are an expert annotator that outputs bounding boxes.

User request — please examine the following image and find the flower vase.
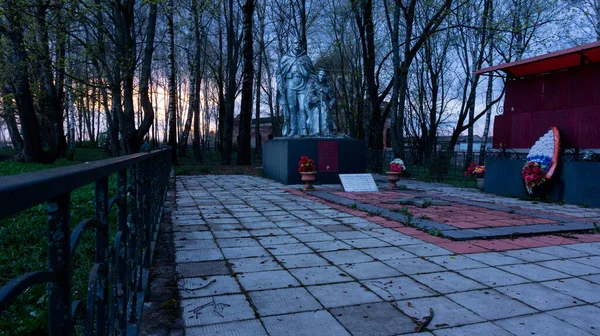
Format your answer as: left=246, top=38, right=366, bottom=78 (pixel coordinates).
left=386, top=171, right=402, bottom=189
left=300, top=172, right=316, bottom=191
left=476, top=177, right=485, bottom=191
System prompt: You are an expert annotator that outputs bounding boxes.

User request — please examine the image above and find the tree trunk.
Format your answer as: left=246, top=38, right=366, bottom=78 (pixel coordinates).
left=1, top=88, right=23, bottom=150
left=237, top=0, right=255, bottom=165
left=167, top=0, right=178, bottom=164
left=254, top=0, right=265, bottom=153
left=137, top=1, right=158, bottom=152
left=5, top=4, right=53, bottom=163
left=479, top=41, right=495, bottom=165
left=36, top=3, right=66, bottom=158
left=179, top=68, right=196, bottom=157
left=192, top=0, right=203, bottom=162
left=222, top=0, right=237, bottom=165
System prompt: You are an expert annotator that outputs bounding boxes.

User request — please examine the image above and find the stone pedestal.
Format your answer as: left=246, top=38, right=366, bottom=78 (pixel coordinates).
left=262, top=137, right=366, bottom=185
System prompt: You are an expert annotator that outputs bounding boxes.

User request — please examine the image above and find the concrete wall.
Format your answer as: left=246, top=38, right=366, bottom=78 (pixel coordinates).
left=485, top=159, right=600, bottom=207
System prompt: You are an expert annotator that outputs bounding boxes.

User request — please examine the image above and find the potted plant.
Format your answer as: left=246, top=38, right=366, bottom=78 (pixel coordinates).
left=386, top=158, right=406, bottom=189
left=464, top=162, right=485, bottom=190
left=298, top=155, right=316, bottom=190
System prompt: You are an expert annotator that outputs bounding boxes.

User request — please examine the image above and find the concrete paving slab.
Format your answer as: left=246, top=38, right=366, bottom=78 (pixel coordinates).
left=541, top=278, right=600, bottom=303
left=547, top=305, right=600, bottom=334
left=340, top=261, right=403, bottom=280
left=293, top=232, right=336, bottom=243
left=176, top=260, right=230, bottom=278
left=498, top=263, right=570, bottom=282
left=582, top=274, right=600, bottom=284
left=307, top=282, right=383, bottom=308
left=502, top=249, right=559, bottom=262
left=237, top=270, right=300, bottom=291
left=258, top=235, right=300, bottom=246
left=221, top=246, right=270, bottom=259
left=383, top=257, right=446, bottom=275
left=537, top=259, right=600, bottom=276
left=248, top=228, right=289, bottom=236
left=413, top=272, right=486, bottom=294
left=175, top=248, right=224, bottom=263
left=249, top=287, right=322, bottom=316
left=229, top=257, right=283, bottom=273
left=275, top=253, right=330, bottom=268
left=215, top=237, right=262, bottom=248
left=266, top=243, right=313, bottom=256
left=496, top=283, right=581, bottom=310
left=361, top=276, right=437, bottom=301
left=447, top=289, right=537, bottom=320
left=494, top=313, right=593, bottom=336
left=564, top=243, right=600, bottom=255
left=400, top=244, right=453, bottom=257
left=305, top=240, right=352, bottom=252
left=330, top=302, right=417, bottom=336
left=290, top=265, right=352, bottom=286
left=179, top=276, right=241, bottom=299
left=432, top=322, right=512, bottom=336
left=457, top=267, right=529, bottom=287
left=180, top=294, right=255, bottom=327
left=571, top=255, right=600, bottom=268
left=321, top=249, right=375, bottom=265
left=329, top=231, right=373, bottom=240
left=344, top=238, right=391, bottom=249
left=261, top=310, right=350, bottom=336
left=186, top=319, right=267, bottom=336
left=464, top=251, right=525, bottom=266
left=174, top=239, right=218, bottom=250
left=285, top=226, right=324, bottom=234
left=531, top=245, right=591, bottom=258
left=396, top=296, right=485, bottom=329
left=361, top=247, right=416, bottom=260
left=427, top=255, right=488, bottom=271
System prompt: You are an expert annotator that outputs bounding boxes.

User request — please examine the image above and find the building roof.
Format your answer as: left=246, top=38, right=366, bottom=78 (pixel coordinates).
left=475, top=40, right=600, bottom=78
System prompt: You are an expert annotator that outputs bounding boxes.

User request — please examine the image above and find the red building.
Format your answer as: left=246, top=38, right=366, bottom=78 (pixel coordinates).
left=476, top=41, right=600, bottom=150
left=476, top=41, right=600, bottom=207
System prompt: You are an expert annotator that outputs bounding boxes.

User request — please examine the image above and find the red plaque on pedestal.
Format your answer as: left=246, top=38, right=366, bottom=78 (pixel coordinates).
left=318, top=141, right=338, bottom=173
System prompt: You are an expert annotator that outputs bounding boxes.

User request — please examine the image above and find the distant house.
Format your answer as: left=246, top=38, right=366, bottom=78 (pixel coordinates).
left=232, top=116, right=281, bottom=148
left=438, top=135, right=493, bottom=152
left=382, top=118, right=492, bottom=151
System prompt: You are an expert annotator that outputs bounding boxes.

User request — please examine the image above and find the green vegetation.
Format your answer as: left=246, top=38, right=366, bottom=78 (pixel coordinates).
left=394, top=206, right=414, bottom=226
left=350, top=202, right=358, bottom=209
left=424, top=226, right=442, bottom=236
left=593, top=222, right=600, bottom=235
left=0, top=148, right=115, bottom=334
left=175, top=151, right=262, bottom=176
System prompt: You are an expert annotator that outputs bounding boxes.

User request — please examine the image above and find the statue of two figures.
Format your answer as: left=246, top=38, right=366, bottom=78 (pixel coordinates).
left=277, top=39, right=336, bottom=137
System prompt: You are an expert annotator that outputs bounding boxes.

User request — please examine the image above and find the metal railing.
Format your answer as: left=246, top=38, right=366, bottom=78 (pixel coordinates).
left=0, top=149, right=172, bottom=335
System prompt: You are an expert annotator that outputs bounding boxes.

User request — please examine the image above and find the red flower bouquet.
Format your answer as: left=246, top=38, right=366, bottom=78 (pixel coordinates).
left=464, top=162, right=485, bottom=178
left=521, top=161, right=546, bottom=194
left=298, top=156, right=316, bottom=172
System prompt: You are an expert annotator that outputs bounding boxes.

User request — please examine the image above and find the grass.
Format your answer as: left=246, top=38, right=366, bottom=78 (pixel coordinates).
left=0, top=148, right=116, bottom=335
left=175, top=150, right=263, bottom=176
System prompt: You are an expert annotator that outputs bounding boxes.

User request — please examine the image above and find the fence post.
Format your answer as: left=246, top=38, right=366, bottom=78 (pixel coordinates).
left=95, top=177, right=109, bottom=335
left=47, top=193, right=72, bottom=336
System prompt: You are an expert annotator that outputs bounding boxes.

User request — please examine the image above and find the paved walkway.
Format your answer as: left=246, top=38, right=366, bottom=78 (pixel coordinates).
left=173, top=175, right=600, bottom=336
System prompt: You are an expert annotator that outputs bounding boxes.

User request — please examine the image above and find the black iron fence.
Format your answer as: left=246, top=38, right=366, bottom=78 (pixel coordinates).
left=378, top=149, right=482, bottom=183
left=0, top=149, right=172, bottom=335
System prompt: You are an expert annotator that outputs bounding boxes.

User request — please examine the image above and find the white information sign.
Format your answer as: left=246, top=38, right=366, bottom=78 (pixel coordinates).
left=339, top=174, right=379, bottom=192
